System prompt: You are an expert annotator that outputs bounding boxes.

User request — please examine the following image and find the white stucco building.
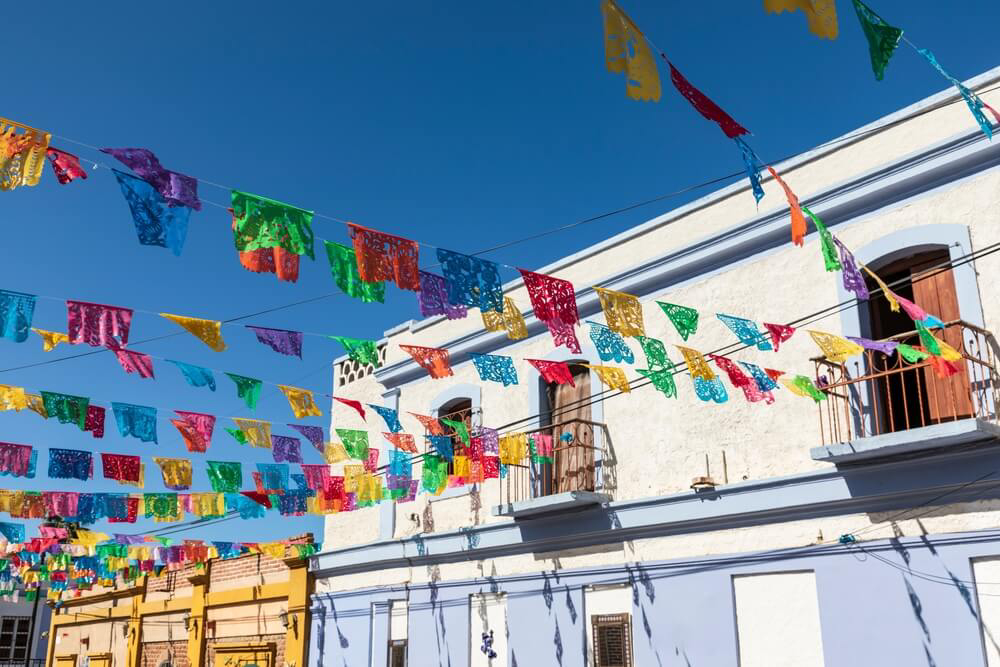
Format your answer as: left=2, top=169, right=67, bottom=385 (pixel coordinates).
left=308, top=65, right=1000, bottom=667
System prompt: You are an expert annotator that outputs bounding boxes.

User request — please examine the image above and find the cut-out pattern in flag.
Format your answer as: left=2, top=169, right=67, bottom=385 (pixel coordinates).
left=0, top=118, right=50, bottom=190
left=206, top=461, right=242, bottom=493
left=852, top=0, right=902, bottom=81
left=336, top=428, right=369, bottom=461
left=473, top=427, right=499, bottom=457
left=601, top=0, right=661, bottom=101
left=289, top=424, right=324, bottom=452
left=767, top=166, right=806, bottom=245
left=667, top=61, right=749, bottom=138
left=384, top=432, right=418, bottom=453
left=48, top=448, right=93, bottom=481
left=111, top=170, right=191, bottom=256
left=808, top=330, right=864, bottom=363
left=363, top=448, right=380, bottom=473
left=114, top=348, right=155, bottom=379
left=717, top=314, right=773, bottom=351
left=41, top=391, right=89, bottom=429
left=32, top=328, right=69, bottom=352
left=0, top=290, right=36, bottom=343
left=46, top=148, right=87, bottom=184
left=584, top=364, right=631, bottom=393
left=0, top=443, right=36, bottom=478
left=330, top=335, right=381, bottom=367
left=694, top=376, right=729, bottom=403
left=863, top=266, right=900, bottom=313
left=418, top=271, right=467, bottom=320
left=348, top=223, right=420, bottom=291
left=84, top=405, right=105, bottom=439
left=527, top=359, right=576, bottom=387
left=481, top=296, right=529, bottom=340
left=67, top=301, right=133, bottom=348
left=232, top=418, right=272, bottom=448
left=588, top=321, right=635, bottom=363
left=247, top=326, right=303, bottom=358
left=675, top=346, right=716, bottom=380
left=409, top=413, right=444, bottom=435
left=780, top=375, right=828, bottom=402
left=898, top=343, right=929, bottom=363
left=101, top=453, right=142, bottom=484
left=0, top=522, right=25, bottom=543
left=594, top=287, right=645, bottom=337
left=168, top=360, right=217, bottom=390
left=848, top=336, right=899, bottom=356
left=369, top=404, right=403, bottom=433
left=323, top=443, right=350, bottom=464
left=635, top=335, right=673, bottom=371
left=763, top=322, right=796, bottom=351
left=896, top=295, right=945, bottom=329
left=740, top=361, right=780, bottom=393
left=735, top=138, right=765, bottom=205
left=232, top=190, right=314, bottom=259
left=271, top=435, right=303, bottom=464
left=153, top=457, right=192, bottom=491
left=102, top=147, right=201, bottom=210
left=0, top=385, right=26, bottom=412
left=918, top=49, right=1000, bottom=140
left=225, top=373, right=263, bottom=410
left=160, top=313, right=226, bottom=352
left=710, top=355, right=774, bottom=404
left=334, top=397, right=366, bottom=420
left=427, top=435, right=454, bottom=462
left=112, top=402, right=158, bottom=443
left=234, top=232, right=301, bottom=283
left=301, top=464, right=331, bottom=492
left=440, top=418, right=470, bottom=447
left=324, top=241, right=386, bottom=303
left=802, top=206, right=841, bottom=272
left=656, top=302, right=698, bottom=341
left=436, top=249, right=503, bottom=312
left=637, top=367, right=676, bottom=398
left=835, top=238, right=870, bottom=301
left=278, top=385, right=322, bottom=419
left=25, top=393, right=46, bottom=418
left=520, top=269, right=580, bottom=352
left=171, top=411, right=215, bottom=453
left=400, top=345, right=453, bottom=378
left=471, top=353, right=519, bottom=386
left=764, top=0, right=838, bottom=39
left=145, top=493, right=181, bottom=522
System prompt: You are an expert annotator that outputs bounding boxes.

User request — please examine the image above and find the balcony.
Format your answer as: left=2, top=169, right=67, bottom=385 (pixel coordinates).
left=810, top=320, right=1000, bottom=464
left=493, top=418, right=614, bottom=519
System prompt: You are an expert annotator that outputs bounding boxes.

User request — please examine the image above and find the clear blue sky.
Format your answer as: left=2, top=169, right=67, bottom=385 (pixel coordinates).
left=1, top=1, right=997, bottom=546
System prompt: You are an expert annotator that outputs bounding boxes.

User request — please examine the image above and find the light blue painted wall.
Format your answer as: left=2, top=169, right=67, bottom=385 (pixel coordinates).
left=310, top=530, right=1000, bottom=667
left=0, top=592, right=51, bottom=661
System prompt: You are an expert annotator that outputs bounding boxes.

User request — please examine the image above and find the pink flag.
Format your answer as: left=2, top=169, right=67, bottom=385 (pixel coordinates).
left=115, top=349, right=155, bottom=378
left=527, top=359, right=576, bottom=386
left=67, top=300, right=133, bottom=348
left=763, top=323, right=797, bottom=351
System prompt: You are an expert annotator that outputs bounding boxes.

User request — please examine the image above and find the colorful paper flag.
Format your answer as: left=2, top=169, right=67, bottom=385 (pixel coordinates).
left=102, top=147, right=201, bottom=210
left=656, top=302, right=698, bottom=341
left=436, top=249, right=504, bottom=313
left=114, top=349, right=155, bottom=379
left=0, top=118, right=50, bottom=190
left=112, top=403, right=158, bottom=443
left=348, top=223, right=420, bottom=291
left=668, top=61, right=749, bottom=137
left=470, top=353, right=519, bottom=386
left=45, top=148, right=87, bottom=184
left=717, top=314, right=773, bottom=351
left=324, top=241, right=385, bottom=303
left=519, top=269, right=580, bottom=352
left=111, top=170, right=191, bottom=256
left=400, top=345, right=453, bottom=379
left=767, top=166, right=806, bottom=245
left=584, top=364, right=631, bottom=393
left=601, top=0, right=661, bottom=101
left=764, top=0, right=838, bottom=39
left=851, top=0, right=902, bottom=80
left=231, top=190, right=314, bottom=259
left=481, top=296, right=529, bottom=340
left=278, top=385, right=322, bottom=419
left=31, top=328, right=69, bottom=352
left=225, top=373, right=263, bottom=410
left=153, top=458, right=193, bottom=491
left=526, top=359, right=576, bottom=387
left=160, top=314, right=226, bottom=352
left=167, top=360, right=217, bottom=390
left=418, top=271, right=467, bottom=320
left=368, top=404, right=403, bottom=433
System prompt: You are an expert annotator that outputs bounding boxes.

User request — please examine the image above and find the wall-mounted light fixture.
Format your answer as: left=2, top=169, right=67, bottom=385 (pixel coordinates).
left=279, top=610, right=297, bottom=633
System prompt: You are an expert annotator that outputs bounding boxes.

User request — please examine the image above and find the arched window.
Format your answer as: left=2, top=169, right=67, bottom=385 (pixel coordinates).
left=539, top=363, right=595, bottom=496
left=864, top=248, right=973, bottom=432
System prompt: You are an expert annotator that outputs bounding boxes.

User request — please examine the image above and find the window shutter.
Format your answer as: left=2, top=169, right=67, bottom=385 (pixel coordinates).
left=591, top=613, right=632, bottom=667
left=388, top=639, right=407, bottom=667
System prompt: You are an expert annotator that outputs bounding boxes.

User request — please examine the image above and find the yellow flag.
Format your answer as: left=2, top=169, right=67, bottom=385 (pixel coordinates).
left=0, top=118, right=51, bottom=190
left=594, top=287, right=645, bottom=337
left=453, top=455, right=470, bottom=479
left=278, top=385, right=323, bottom=418
left=232, top=418, right=272, bottom=447
left=262, top=542, right=287, bottom=560
left=936, top=338, right=964, bottom=362
left=191, top=493, right=226, bottom=517
left=160, top=313, right=227, bottom=352
left=763, top=0, right=838, bottom=39
left=481, top=297, right=529, bottom=340
left=72, top=530, right=109, bottom=548
left=584, top=364, right=632, bottom=393
left=675, top=346, right=716, bottom=381
left=25, top=393, right=46, bottom=418
left=808, top=330, right=864, bottom=363
left=862, top=266, right=900, bottom=313
left=323, top=442, right=349, bottom=464
left=601, top=0, right=661, bottom=102
left=499, top=433, right=529, bottom=465
left=31, top=328, right=70, bottom=352
left=343, top=464, right=363, bottom=492
left=153, top=457, right=193, bottom=490
left=0, top=385, right=27, bottom=412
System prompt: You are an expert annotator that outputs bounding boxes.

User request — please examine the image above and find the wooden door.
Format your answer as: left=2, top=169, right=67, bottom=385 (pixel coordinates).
left=910, top=255, right=974, bottom=422
left=551, top=365, right=594, bottom=493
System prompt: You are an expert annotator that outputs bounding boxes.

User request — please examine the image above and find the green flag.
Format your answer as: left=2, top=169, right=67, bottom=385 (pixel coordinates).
left=852, top=0, right=902, bottom=81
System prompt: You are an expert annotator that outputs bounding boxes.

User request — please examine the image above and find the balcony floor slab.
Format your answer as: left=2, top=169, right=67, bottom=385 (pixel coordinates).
left=492, top=490, right=612, bottom=519
left=810, top=418, right=1000, bottom=464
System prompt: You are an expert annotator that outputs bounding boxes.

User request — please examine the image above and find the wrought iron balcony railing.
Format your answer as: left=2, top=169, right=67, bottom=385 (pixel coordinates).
left=812, top=320, right=1000, bottom=447
left=498, top=418, right=613, bottom=506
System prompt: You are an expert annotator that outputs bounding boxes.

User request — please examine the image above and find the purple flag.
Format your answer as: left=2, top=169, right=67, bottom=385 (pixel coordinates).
left=847, top=336, right=898, bottom=356
left=418, top=271, right=467, bottom=320
left=101, top=147, right=201, bottom=210
left=271, top=435, right=303, bottom=463
left=288, top=424, right=324, bottom=452
left=247, top=326, right=303, bottom=358
left=835, top=238, right=870, bottom=301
